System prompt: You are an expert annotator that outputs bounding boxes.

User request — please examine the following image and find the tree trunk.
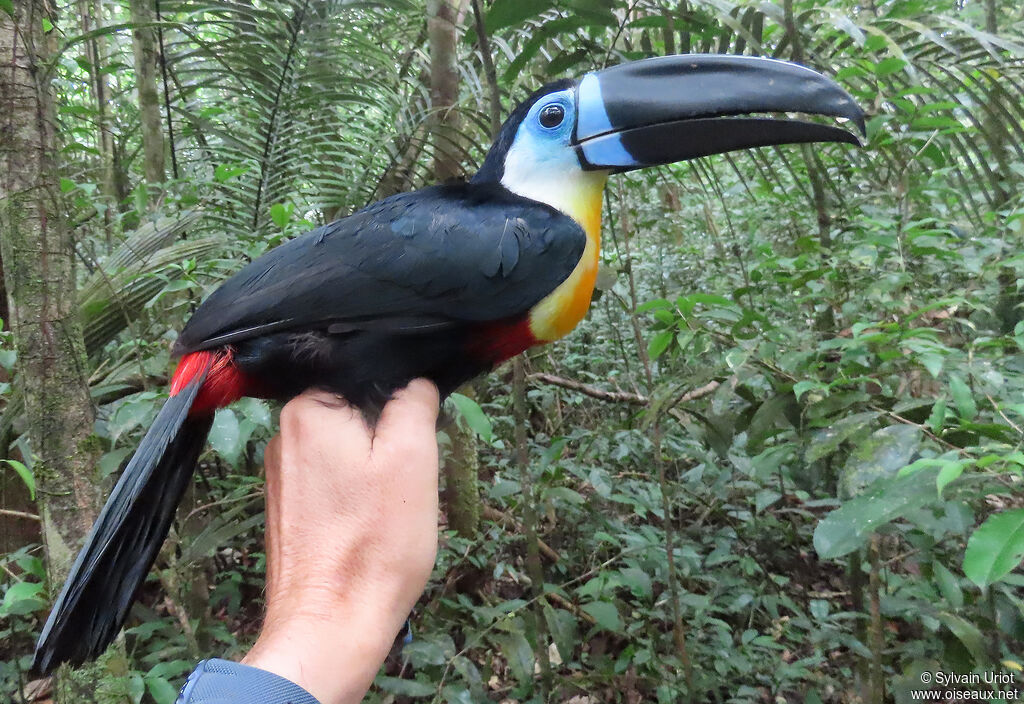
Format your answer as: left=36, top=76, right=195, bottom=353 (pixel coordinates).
left=128, top=0, right=166, bottom=187
left=443, top=391, right=480, bottom=538
left=79, top=0, right=120, bottom=249
left=427, top=0, right=479, bottom=538
left=0, top=0, right=109, bottom=699
left=428, top=0, right=465, bottom=182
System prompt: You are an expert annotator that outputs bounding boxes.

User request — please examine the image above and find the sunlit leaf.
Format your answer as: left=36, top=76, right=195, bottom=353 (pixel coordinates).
left=814, top=468, right=939, bottom=559
left=582, top=600, right=622, bottom=632
left=963, top=508, right=1024, bottom=590
left=2, top=458, right=34, bottom=500
left=486, top=0, right=556, bottom=32
left=449, top=393, right=493, bottom=443
left=948, top=374, right=977, bottom=421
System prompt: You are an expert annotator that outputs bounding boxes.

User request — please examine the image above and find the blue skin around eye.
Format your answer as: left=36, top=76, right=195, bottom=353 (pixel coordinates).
left=506, top=90, right=583, bottom=174
left=523, top=89, right=575, bottom=144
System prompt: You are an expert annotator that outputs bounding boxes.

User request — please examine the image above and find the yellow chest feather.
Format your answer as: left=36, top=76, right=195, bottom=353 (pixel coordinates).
left=527, top=176, right=606, bottom=342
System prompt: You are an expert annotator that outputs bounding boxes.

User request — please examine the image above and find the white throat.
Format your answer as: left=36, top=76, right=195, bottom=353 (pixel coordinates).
left=499, top=136, right=607, bottom=229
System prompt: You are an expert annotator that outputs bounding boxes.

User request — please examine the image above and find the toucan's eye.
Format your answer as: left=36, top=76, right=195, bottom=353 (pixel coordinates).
left=539, top=103, right=565, bottom=128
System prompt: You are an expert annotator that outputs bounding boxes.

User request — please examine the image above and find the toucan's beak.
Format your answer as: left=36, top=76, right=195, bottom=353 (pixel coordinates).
left=573, top=54, right=865, bottom=171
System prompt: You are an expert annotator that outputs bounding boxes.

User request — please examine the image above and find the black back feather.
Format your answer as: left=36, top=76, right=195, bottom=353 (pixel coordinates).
left=174, top=183, right=586, bottom=356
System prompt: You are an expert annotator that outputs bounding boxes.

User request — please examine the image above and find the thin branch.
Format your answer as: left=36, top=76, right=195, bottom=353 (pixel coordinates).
left=673, top=379, right=721, bottom=406
left=469, top=0, right=500, bottom=137
left=529, top=372, right=647, bottom=405
left=987, top=392, right=1023, bottom=435
left=481, top=505, right=561, bottom=563
left=155, top=1, right=178, bottom=179
left=875, top=407, right=965, bottom=453
left=529, top=373, right=720, bottom=412
left=0, top=509, right=41, bottom=522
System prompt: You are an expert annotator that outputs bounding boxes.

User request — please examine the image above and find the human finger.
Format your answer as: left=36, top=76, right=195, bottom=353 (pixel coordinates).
left=374, top=379, right=440, bottom=447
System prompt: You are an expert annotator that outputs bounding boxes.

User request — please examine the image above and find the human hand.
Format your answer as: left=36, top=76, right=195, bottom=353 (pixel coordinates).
left=242, top=380, right=440, bottom=704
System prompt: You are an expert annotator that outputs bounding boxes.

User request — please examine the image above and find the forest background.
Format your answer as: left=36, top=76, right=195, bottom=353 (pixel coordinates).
left=1, top=0, right=1023, bottom=702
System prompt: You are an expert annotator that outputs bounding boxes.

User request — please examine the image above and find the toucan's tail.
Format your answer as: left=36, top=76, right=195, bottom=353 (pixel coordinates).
left=33, top=353, right=218, bottom=674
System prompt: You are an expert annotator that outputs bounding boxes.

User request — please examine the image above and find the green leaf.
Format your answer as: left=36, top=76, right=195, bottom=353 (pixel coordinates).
left=543, top=486, right=585, bottom=505
left=917, top=352, right=944, bottom=378
left=269, top=202, right=292, bottom=228
left=144, top=676, right=180, bottom=704
left=755, top=489, right=782, bottom=513
left=402, top=636, right=453, bottom=667
left=98, top=447, right=132, bottom=479
left=636, top=298, right=671, bottom=313
left=793, top=380, right=825, bottom=401
left=963, top=508, right=1024, bottom=590
left=543, top=605, right=578, bottom=665
left=214, top=163, right=248, bottom=182
left=133, top=182, right=149, bottom=214
left=936, top=460, right=967, bottom=497
left=806, top=412, right=877, bottom=464
left=41, top=16, right=52, bottom=32
left=181, top=511, right=264, bottom=563
left=127, top=674, right=145, bottom=703
left=648, top=330, right=673, bottom=359
left=814, top=467, right=939, bottom=559
left=547, top=48, right=588, bottom=76
left=15, top=554, right=44, bottom=579
left=746, top=394, right=796, bottom=454
left=582, top=600, right=622, bottom=632
left=235, top=397, right=272, bottom=429
left=948, top=374, right=977, bottom=421
left=487, top=0, right=556, bottom=32
left=0, top=580, right=45, bottom=616
left=933, top=562, right=963, bottom=609
left=376, top=676, right=434, bottom=697
left=841, top=424, right=921, bottom=498
left=874, top=57, right=907, bottom=76
left=209, top=408, right=241, bottom=464
left=146, top=660, right=195, bottom=681
left=449, top=393, right=493, bottom=443
left=3, top=459, right=35, bottom=500
left=497, top=631, right=535, bottom=685
left=927, top=398, right=947, bottom=433
left=618, top=567, right=652, bottom=598
left=937, top=612, right=987, bottom=665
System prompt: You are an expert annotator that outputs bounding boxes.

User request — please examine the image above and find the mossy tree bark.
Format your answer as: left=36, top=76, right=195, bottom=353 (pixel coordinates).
left=428, top=0, right=466, bottom=183
left=0, top=1, right=107, bottom=698
left=128, top=0, right=166, bottom=187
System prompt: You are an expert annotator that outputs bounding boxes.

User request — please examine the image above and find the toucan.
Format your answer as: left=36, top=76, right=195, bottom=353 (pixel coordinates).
left=33, top=54, right=863, bottom=673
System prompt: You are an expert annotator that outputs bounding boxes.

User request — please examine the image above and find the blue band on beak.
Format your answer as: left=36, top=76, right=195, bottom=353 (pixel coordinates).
left=576, top=73, right=614, bottom=140
left=578, top=133, right=640, bottom=170
left=576, top=72, right=640, bottom=169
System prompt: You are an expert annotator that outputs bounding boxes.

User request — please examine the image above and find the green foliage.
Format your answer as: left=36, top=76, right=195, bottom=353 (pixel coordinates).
left=963, top=509, right=1024, bottom=590
left=1, top=460, right=33, bottom=501
left=448, top=393, right=496, bottom=445
left=0, top=546, right=48, bottom=699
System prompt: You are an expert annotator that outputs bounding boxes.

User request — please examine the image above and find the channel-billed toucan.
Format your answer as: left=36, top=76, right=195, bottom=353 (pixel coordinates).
left=33, top=54, right=863, bottom=672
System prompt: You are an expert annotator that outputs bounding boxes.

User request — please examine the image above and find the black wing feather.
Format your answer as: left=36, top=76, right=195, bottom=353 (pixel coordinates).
left=176, top=183, right=585, bottom=353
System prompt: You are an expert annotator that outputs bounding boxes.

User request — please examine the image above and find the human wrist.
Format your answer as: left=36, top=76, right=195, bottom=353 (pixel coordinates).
left=242, top=592, right=402, bottom=704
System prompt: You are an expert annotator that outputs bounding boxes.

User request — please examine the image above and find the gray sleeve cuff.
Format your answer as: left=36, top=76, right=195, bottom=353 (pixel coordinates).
left=176, top=658, right=321, bottom=704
